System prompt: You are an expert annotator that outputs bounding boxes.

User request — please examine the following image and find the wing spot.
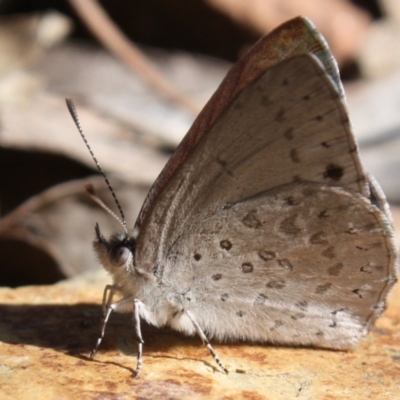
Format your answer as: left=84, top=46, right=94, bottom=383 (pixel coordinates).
left=216, top=155, right=234, bottom=177
left=266, top=280, right=286, bottom=289
left=295, top=300, right=308, bottom=311
left=270, top=319, right=284, bottom=331
left=359, top=265, right=372, bottom=274
left=321, top=246, right=336, bottom=259
left=352, top=289, right=363, bottom=298
left=291, top=313, right=305, bottom=320
left=194, top=253, right=202, bottom=261
left=284, top=196, right=299, bottom=206
left=221, top=293, right=229, bottom=301
left=328, top=263, right=343, bottom=276
left=254, top=293, right=268, bottom=305
left=212, top=274, right=222, bottom=281
left=278, top=259, right=293, bottom=271
left=316, top=282, right=332, bottom=294
left=318, top=210, right=329, bottom=219
left=323, top=163, right=344, bottom=181
left=310, top=231, right=329, bottom=245
left=315, top=115, right=324, bottom=121
left=242, top=210, right=262, bottom=229
left=258, top=250, right=276, bottom=261
left=280, top=215, right=301, bottom=235
left=236, top=311, right=245, bottom=317
left=241, top=262, right=254, bottom=273
left=220, top=240, right=232, bottom=250
left=321, top=141, right=330, bottom=148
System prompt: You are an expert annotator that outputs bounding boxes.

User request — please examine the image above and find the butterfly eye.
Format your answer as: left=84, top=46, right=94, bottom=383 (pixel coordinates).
left=109, top=245, right=131, bottom=267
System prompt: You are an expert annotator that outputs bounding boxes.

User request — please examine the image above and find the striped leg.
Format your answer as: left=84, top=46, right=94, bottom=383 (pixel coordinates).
left=133, top=299, right=145, bottom=376
left=185, top=310, right=228, bottom=374
left=101, top=284, right=120, bottom=317
left=89, top=297, right=133, bottom=359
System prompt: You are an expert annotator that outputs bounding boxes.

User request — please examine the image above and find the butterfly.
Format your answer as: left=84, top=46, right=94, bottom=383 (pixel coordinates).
left=67, top=16, right=398, bottom=376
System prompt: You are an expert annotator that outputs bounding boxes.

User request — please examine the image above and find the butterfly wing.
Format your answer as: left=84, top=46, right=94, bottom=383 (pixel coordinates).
left=135, top=16, right=344, bottom=231
left=163, top=182, right=396, bottom=348
left=133, top=24, right=398, bottom=348
left=135, top=54, right=369, bottom=267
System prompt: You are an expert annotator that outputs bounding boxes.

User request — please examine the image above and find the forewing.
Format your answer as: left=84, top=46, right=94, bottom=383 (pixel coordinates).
left=135, top=16, right=343, bottom=230
left=135, top=55, right=368, bottom=269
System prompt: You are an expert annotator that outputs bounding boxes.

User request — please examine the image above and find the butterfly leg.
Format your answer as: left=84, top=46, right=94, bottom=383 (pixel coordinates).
left=101, top=284, right=120, bottom=317
left=133, top=299, right=145, bottom=376
left=185, top=310, right=228, bottom=373
left=89, top=296, right=133, bottom=359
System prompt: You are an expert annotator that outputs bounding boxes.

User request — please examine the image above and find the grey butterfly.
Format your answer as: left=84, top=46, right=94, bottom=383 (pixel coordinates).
left=67, top=16, right=399, bottom=376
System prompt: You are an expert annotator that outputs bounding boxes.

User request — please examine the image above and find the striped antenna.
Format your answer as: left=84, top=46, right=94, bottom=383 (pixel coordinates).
left=66, top=98, right=128, bottom=234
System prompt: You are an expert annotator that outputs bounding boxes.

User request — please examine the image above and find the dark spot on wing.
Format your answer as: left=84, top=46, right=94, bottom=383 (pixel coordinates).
left=280, top=215, right=301, bottom=235
left=259, top=250, right=276, bottom=261
left=216, top=155, right=233, bottom=176
left=323, top=163, right=344, bottom=181
left=321, top=246, right=335, bottom=259
left=266, top=280, right=286, bottom=289
left=220, top=240, right=232, bottom=250
left=318, top=210, right=329, bottom=219
left=278, top=259, right=293, bottom=271
left=270, top=319, right=284, bottom=331
left=242, top=210, right=262, bottom=229
left=316, top=283, right=332, bottom=294
left=295, top=300, right=308, bottom=311
left=328, top=263, right=343, bottom=276
left=360, top=265, right=372, bottom=274
left=291, top=313, right=305, bottom=320
left=254, top=293, right=268, bottom=305
left=310, top=231, right=329, bottom=245
left=212, top=274, right=222, bottom=281
left=284, top=196, right=299, bottom=206
left=241, top=263, right=254, bottom=273
left=352, top=289, right=363, bottom=298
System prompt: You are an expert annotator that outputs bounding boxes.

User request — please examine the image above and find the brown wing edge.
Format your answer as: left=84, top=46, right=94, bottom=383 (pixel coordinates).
left=134, top=16, right=342, bottom=230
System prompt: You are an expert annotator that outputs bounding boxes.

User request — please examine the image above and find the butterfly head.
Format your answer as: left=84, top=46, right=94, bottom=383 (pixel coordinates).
left=93, top=223, right=136, bottom=274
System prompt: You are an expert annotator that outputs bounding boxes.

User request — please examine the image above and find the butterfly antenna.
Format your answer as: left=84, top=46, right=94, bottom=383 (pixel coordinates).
left=65, top=98, right=128, bottom=234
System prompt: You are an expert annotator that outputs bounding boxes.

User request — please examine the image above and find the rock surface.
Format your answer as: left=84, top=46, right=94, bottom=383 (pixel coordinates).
left=0, top=263, right=399, bottom=399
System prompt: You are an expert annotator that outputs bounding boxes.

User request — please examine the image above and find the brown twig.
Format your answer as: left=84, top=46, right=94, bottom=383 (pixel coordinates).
left=69, top=0, right=200, bottom=116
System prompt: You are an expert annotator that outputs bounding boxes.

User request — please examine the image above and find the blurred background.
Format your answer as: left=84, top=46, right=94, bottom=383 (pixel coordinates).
left=0, top=0, right=399, bottom=287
